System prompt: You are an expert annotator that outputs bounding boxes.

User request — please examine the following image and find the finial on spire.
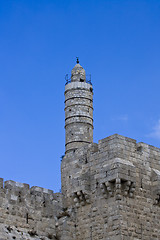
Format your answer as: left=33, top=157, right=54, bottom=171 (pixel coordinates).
left=76, top=57, right=79, bottom=64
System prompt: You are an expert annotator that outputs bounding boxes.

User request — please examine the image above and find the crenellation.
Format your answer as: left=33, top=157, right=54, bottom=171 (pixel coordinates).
left=0, top=177, right=64, bottom=239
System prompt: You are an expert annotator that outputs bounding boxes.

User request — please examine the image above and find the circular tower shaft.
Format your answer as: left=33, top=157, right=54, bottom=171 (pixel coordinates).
left=65, top=63, right=93, bottom=153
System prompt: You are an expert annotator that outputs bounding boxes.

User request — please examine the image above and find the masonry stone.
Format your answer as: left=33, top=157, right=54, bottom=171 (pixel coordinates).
left=0, top=61, right=160, bottom=239
left=65, top=62, right=93, bottom=153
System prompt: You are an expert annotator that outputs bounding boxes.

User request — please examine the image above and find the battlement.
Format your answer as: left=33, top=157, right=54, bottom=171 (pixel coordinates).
left=0, top=178, right=61, bottom=206
left=65, top=133, right=160, bottom=166
left=0, top=178, right=63, bottom=239
left=99, top=133, right=160, bottom=152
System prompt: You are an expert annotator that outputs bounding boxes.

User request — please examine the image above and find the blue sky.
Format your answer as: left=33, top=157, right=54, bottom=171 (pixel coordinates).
left=0, top=0, right=160, bottom=192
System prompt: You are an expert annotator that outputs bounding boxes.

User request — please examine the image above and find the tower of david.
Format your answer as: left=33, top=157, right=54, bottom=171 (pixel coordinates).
left=0, top=61, right=160, bottom=240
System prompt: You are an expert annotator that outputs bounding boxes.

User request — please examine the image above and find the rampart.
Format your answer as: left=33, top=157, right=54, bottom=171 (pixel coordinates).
left=1, top=134, right=160, bottom=239
left=0, top=179, right=63, bottom=239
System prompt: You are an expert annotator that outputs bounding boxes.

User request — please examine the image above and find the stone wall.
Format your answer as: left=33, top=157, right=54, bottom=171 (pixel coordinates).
left=0, top=179, right=62, bottom=239
left=61, top=134, right=160, bottom=239
left=1, top=133, right=160, bottom=239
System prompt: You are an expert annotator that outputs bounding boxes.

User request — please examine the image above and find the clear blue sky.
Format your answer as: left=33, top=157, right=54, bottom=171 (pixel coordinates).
left=0, top=0, right=160, bottom=192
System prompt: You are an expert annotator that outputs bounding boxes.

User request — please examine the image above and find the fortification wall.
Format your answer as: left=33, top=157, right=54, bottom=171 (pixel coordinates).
left=61, top=134, right=160, bottom=240
left=0, top=179, right=62, bottom=240
left=1, top=133, right=160, bottom=239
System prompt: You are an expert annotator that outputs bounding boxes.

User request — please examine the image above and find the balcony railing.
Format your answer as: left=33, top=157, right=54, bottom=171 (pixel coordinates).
left=65, top=74, right=92, bottom=85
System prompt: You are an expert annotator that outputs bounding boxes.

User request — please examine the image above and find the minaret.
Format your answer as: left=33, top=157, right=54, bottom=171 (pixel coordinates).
left=65, top=59, right=93, bottom=154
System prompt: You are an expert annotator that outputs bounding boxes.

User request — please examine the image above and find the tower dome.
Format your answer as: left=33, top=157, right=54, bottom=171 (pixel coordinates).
left=64, top=61, right=93, bottom=154
left=71, top=63, right=86, bottom=82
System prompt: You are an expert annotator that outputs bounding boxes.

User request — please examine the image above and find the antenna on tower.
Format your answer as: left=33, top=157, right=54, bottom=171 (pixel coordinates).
left=76, top=57, right=79, bottom=64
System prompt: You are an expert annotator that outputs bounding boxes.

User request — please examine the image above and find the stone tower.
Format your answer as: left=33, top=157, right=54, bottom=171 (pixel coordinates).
left=64, top=59, right=93, bottom=153
left=2, top=61, right=160, bottom=240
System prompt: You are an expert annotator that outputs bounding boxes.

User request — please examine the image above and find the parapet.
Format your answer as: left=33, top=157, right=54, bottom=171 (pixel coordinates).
left=1, top=178, right=61, bottom=205
left=0, top=178, right=63, bottom=239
